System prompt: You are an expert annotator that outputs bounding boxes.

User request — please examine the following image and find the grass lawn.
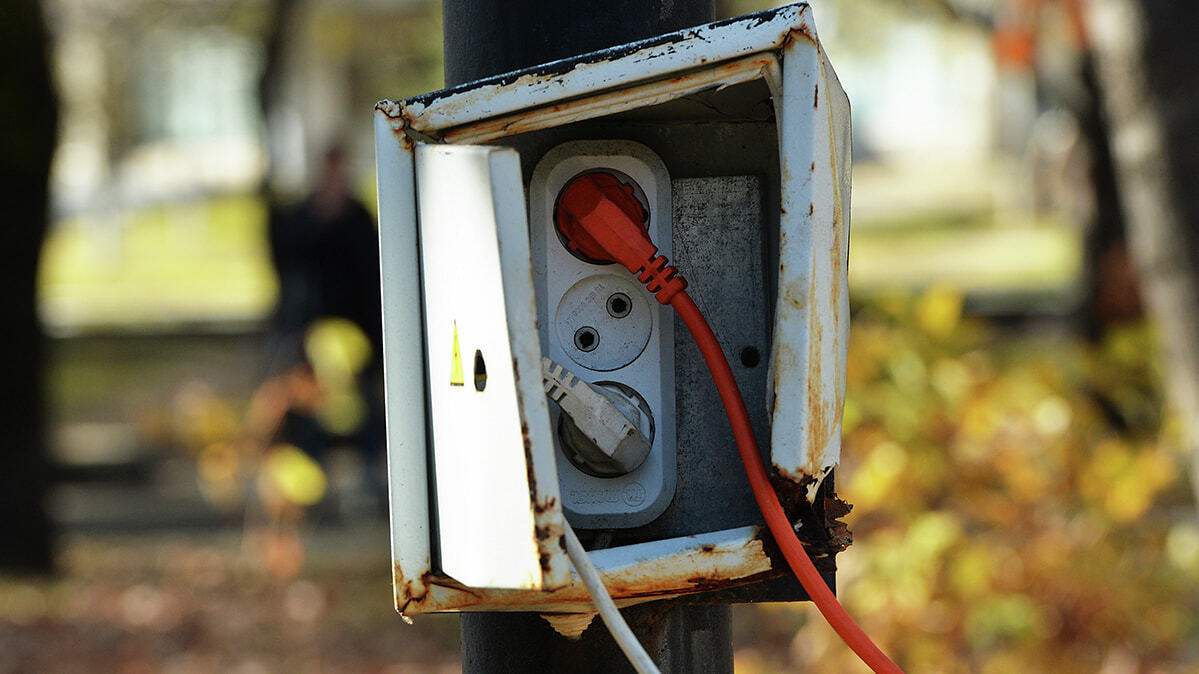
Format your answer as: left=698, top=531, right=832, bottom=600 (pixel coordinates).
left=39, top=194, right=278, bottom=333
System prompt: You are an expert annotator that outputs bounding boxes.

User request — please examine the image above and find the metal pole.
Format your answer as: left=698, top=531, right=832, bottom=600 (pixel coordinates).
left=442, top=1, right=729, bottom=671
left=460, top=603, right=731, bottom=674
left=443, top=0, right=714, bottom=87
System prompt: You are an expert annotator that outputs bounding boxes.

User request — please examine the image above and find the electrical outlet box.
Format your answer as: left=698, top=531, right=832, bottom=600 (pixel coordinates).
left=529, top=140, right=676, bottom=528
left=375, top=2, right=851, bottom=616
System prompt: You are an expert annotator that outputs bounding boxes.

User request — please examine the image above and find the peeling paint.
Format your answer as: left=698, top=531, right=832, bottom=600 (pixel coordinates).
left=375, top=100, right=403, bottom=120
left=384, top=5, right=810, bottom=137
left=398, top=526, right=779, bottom=615
left=765, top=472, right=851, bottom=564
left=439, top=56, right=776, bottom=145
left=768, top=13, right=849, bottom=495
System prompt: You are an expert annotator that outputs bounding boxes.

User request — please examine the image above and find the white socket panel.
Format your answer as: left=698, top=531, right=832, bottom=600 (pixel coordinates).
left=528, top=140, right=677, bottom=528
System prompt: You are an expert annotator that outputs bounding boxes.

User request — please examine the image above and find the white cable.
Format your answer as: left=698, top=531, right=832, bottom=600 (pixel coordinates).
left=561, top=521, right=661, bottom=674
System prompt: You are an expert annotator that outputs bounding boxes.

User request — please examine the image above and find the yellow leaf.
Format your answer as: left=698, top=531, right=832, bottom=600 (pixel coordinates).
left=262, top=444, right=327, bottom=506
left=915, top=283, right=963, bottom=338
left=304, top=317, right=372, bottom=386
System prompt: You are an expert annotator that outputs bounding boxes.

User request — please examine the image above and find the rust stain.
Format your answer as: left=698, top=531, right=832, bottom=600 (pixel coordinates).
left=806, top=363, right=828, bottom=477
left=376, top=102, right=417, bottom=150
left=777, top=212, right=804, bottom=312
left=521, top=422, right=535, bottom=479
left=375, top=100, right=403, bottom=119
left=439, top=55, right=774, bottom=144
left=720, top=59, right=752, bottom=73
left=821, top=49, right=848, bottom=480
left=763, top=473, right=851, bottom=572
left=830, top=203, right=843, bottom=341
left=813, top=82, right=820, bottom=109
left=821, top=485, right=854, bottom=552
left=808, top=202, right=814, bottom=217
left=521, top=424, right=548, bottom=508
left=597, top=535, right=769, bottom=598
left=804, top=265, right=835, bottom=484
left=427, top=575, right=482, bottom=598
left=417, top=68, right=579, bottom=129
left=387, top=120, right=415, bottom=149
left=399, top=531, right=779, bottom=614
left=778, top=25, right=816, bottom=50
left=520, top=414, right=566, bottom=588
left=772, top=342, right=796, bottom=414
left=683, top=569, right=779, bottom=591
left=533, top=496, right=558, bottom=514
left=779, top=256, right=808, bottom=313
left=826, top=71, right=847, bottom=348
left=394, top=563, right=435, bottom=617
left=800, top=78, right=851, bottom=485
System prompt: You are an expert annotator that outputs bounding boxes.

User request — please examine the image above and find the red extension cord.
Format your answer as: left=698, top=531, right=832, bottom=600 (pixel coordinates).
left=557, top=173, right=903, bottom=673
left=672, top=291, right=902, bottom=674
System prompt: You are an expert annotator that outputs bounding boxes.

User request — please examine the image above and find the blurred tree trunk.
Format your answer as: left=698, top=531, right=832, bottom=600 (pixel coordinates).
left=1074, top=44, right=1135, bottom=339
left=1088, top=0, right=1199, bottom=495
left=0, top=0, right=58, bottom=572
left=259, top=0, right=301, bottom=200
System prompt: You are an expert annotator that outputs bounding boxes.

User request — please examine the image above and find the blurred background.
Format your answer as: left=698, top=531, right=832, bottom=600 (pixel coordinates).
left=4, top=0, right=1198, bottom=670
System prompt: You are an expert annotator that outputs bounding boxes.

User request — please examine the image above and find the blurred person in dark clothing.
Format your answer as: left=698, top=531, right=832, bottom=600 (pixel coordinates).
left=269, top=143, right=382, bottom=365
left=246, top=143, right=385, bottom=521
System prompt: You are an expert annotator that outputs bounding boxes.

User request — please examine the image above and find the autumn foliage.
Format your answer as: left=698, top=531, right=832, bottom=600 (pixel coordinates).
left=738, top=286, right=1194, bottom=672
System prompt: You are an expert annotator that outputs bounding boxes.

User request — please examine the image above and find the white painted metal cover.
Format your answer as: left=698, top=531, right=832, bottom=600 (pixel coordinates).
left=415, top=144, right=568, bottom=590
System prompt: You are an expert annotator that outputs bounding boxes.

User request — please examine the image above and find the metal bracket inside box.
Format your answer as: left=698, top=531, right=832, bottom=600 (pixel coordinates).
left=374, top=2, right=850, bottom=616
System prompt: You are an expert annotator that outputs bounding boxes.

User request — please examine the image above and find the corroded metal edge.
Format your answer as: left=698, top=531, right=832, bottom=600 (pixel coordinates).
left=769, top=19, right=850, bottom=499
left=374, top=111, right=431, bottom=609
left=374, top=3, right=814, bottom=138
left=396, top=526, right=775, bottom=616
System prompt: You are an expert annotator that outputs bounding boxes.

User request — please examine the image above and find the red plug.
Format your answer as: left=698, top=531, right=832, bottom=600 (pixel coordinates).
left=555, top=172, right=687, bottom=304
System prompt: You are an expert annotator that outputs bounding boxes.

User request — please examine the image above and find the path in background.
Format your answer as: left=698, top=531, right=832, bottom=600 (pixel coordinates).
left=0, top=524, right=461, bottom=672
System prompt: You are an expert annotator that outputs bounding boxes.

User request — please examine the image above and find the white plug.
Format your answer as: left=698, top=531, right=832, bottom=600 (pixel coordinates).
left=542, top=357, right=653, bottom=476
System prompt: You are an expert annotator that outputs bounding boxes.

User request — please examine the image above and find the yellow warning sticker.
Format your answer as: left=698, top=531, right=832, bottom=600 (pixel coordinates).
left=450, top=321, right=464, bottom=387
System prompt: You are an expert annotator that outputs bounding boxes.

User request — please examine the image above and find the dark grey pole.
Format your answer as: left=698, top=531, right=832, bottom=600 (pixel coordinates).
left=443, top=1, right=730, bottom=671
left=460, top=603, right=731, bottom=673
left=443, top=0, right=714, bottom=87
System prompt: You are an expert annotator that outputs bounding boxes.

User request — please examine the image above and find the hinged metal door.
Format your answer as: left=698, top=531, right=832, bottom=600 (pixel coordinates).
left=414, top=144, right=568, bottom=591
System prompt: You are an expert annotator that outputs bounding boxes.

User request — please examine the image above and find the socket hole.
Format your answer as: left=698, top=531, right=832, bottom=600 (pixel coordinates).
left=607, top=293, right=631, bottom=318
left=473, top=350, right=487, bottom=391
left=740, top=346, right=761, bottom=368
left=574, top=326, right=599, bottom=352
